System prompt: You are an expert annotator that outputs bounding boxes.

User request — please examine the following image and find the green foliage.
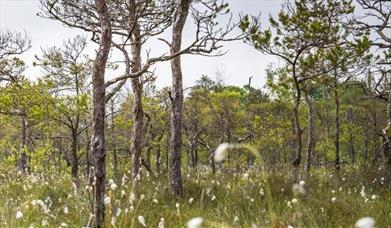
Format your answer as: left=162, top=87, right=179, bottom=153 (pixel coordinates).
left=1, top=168, right=390, bottom=227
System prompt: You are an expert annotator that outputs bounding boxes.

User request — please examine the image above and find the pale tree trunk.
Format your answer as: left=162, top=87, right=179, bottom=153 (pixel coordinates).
left=88, top=0, right=111, bottom=227
left=17, top=116, right=28, bottom=172
left=304, top=92, right=314, bottom=173
left=130, top=24, right=144, bottom=187
left=169, top=0, right=191, bottom=197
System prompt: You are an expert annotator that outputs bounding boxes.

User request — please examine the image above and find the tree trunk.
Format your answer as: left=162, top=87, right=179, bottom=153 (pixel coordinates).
left=334, top=79, right=340, bottom=171
left=71, top=129, right=79, bottom=185
left=110, top=100, right=119, bottom=180
left=169, top=0, right=191, bottom=197
left=17, top=116, right=28, bottom=172
left=85, top=128, right=91, bottom=178
left=156, top=145, right=161, bottom=174
left=88, top=0, right=111, bottom=227
left=346, top=107, right=355, bottom=164
left=130, top=24, right=144, bottom=186
left=383, top=91, right=391, bottom=169
left=292, top=78, right=302, bottom=181
left=364, top=123, right=369, bottom=164
left=304, top=92, right=314, bottom=173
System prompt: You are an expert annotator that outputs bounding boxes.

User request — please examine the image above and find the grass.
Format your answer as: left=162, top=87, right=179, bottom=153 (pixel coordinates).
left=0, top=165, right=390, bottom=227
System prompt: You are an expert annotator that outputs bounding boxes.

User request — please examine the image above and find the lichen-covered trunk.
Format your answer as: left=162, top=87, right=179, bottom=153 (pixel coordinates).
left=17, top=116, right=28, bottom=172
left=169, top=0, right=191, bottom=197
left=130, top=25, right=143, bottom=186
left=304, top=92, right=314, bottom=173
left=88, top=0, right=111, bottom=227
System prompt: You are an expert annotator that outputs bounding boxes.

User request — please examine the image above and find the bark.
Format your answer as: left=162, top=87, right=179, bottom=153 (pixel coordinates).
left=88, top=0, right=111, bottom=227
left=17, top=116, right=28, bottom=172
left=169, top=0, right=191, bottom=197
left=304, top=92, right=314, bottom=173
left=130, top=24, right=144, bottom=184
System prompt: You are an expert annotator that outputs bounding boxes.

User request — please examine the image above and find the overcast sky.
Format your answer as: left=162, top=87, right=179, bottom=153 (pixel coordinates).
left=0, top=0, right=287, bottom=89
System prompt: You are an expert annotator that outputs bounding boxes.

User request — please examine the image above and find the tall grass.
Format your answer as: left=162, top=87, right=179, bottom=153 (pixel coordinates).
left=0, top=166, right=389, bottom=227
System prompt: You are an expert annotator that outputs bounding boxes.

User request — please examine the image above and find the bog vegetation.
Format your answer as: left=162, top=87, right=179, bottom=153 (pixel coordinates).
left=0, top=0, right=390, bottom=227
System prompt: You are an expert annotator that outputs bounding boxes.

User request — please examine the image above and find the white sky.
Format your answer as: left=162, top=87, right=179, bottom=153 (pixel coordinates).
left=1, top=0, right=380, bottom=90
left=0, top=0, right=285, bottom=89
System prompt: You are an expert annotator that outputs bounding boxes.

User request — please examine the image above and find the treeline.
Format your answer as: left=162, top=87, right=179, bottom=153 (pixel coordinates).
left=0, top=73, right=387, bottom=175
left=0, top=0, right=390, bottom=227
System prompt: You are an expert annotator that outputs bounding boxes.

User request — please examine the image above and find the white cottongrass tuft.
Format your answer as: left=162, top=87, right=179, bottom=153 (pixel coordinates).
left=104, top=196, right=111, bottom=205
left=214, top=143, right=231, bottom=162
left=186, top=217, right=203, bottom=228
left=109, top=179, right=118, bottom=191
left=355, top=217, right=375, bottom=228
left=16, top=210, right=23, bottom=220
left=63, top=206, right=69, bottom=214
left=138, top=215, right=147, bottom=227
left=111, top=216, right=116, bottom=227
left=158, top=218, right=165, bottom=228
left=292, top=183, right=306, bottom=195
left=130, top=192, right=136, bottom=205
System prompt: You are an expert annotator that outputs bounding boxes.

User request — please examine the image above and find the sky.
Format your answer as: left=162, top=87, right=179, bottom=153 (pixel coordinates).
left=0, top=0, right=286, bottom=89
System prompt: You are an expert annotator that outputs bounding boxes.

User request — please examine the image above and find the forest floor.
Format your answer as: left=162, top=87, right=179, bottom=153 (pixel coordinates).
left=0, top=166, right=390, bottom=227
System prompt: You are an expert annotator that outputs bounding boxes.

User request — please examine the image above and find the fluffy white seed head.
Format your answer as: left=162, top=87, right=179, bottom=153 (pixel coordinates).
left=104, top=196, right=111, bottom=205
left=138, top=215, right=147, bottom=227
left=187, top=217, right=203, bottom=228
left=214, top=143, right=230, bottom=162
left=16, top=210, right=23, bottom=219
left=355, top=217, right=375, bottom=228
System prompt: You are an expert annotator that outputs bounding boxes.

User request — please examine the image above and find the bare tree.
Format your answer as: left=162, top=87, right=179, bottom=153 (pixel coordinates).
left=168, top=0, right=191, bottom=197
left=88, top=0, right=112, bottom=227
left=355, top=0, right=391, bottom=169
left=0, top=30, right=30, bottom=83
left=35, top=36, right=91, bottom=185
